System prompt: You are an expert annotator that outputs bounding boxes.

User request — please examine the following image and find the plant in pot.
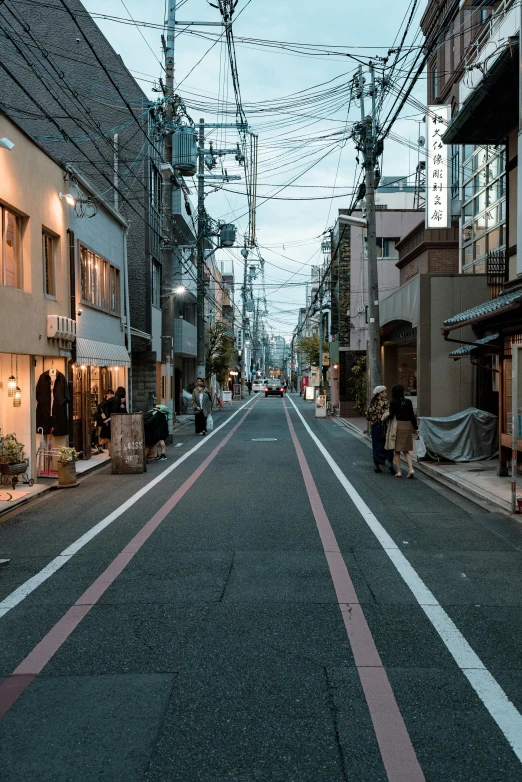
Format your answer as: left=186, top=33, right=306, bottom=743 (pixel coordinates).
left=0, top=433, right=26, bottom=465
left=57, top=446, right=81, bottom=487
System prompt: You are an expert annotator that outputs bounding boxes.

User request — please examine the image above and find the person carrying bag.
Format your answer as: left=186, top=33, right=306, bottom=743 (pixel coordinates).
left=191, top=378, right=213, bottom=436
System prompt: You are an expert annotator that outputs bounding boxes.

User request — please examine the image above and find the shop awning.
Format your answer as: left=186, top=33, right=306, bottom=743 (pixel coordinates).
left=448, top=333, right=499, bottom=359
left=442, top=289, right=522, bottom=332
left=76, top=338, right=131, bottom=368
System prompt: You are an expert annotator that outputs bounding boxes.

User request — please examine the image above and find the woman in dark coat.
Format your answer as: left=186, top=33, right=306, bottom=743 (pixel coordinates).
left=191, top=378, right=213, bottom=435
left=388, top=384, right=418, bottom=479
left=366, top=385, right=394, bottom=474
left=114, top=386, right=128, bottom=413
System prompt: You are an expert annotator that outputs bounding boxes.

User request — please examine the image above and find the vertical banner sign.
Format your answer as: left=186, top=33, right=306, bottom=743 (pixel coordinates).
left=426, top=105, right=451, bottom=229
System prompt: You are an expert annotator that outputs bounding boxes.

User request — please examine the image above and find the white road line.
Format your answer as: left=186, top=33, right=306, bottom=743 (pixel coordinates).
left=0, top=397, right=257, bottom=619
left=287, top=395, right=522, bottom=764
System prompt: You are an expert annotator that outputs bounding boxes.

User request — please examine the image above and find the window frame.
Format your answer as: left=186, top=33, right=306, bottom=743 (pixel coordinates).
left=152, top=259, right=161, bottom=309
left=78, top=241, right=121, bottom=315
left=42, top=230, right=57, bottom=299
left=1, top=205, right=23, bottom=290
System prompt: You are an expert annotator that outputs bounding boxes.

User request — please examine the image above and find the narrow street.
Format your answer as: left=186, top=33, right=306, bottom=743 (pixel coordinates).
left=1, top=395, right=522, bottom=781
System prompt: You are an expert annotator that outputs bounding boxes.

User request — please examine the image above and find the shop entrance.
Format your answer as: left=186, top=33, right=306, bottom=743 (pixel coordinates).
left=72, top=365, right=114, bottom=460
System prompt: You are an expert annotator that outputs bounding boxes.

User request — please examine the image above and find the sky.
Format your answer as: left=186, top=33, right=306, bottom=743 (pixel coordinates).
left=85, top=0, right=429, bottom=337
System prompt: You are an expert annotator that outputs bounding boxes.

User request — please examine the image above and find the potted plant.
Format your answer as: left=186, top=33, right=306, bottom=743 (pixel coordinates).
left=0, top=433, right=26, bottom=465
left=57, top=446, right=81, bottom=487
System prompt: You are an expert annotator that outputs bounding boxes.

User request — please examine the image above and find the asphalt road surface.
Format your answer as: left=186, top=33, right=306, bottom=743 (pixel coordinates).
left=1, top=394, right=522, bottom=781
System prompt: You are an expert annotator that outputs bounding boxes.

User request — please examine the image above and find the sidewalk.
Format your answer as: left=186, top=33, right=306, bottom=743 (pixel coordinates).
left=337, top=416, right=514, bottom=515
left=0, top=451, right=111, bottom=519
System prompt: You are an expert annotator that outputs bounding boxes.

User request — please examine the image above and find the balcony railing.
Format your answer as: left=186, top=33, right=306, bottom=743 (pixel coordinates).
left=461, top=0, right=517, bottom=73
left=174, top=319, right=197, bottom=357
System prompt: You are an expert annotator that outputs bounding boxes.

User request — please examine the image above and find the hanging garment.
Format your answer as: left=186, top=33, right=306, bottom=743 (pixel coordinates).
left=35, top=370, right=71, bottom=436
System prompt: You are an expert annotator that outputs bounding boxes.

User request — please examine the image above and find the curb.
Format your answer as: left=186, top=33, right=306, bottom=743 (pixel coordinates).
left=334, top=417, right=514, bottom=517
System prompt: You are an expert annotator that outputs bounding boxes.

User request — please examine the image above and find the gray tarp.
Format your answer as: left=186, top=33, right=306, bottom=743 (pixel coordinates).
left=419, top=407, right=498, bottom=462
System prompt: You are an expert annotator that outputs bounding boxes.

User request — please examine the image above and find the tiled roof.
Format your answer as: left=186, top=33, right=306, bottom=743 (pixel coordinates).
left=448, top=333, right=500, bottom=358
left=443, top=290, right=522, bottom=329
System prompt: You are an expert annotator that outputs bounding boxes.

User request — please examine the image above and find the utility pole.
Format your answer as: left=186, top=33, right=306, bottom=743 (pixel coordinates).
left=359, top=64, right=383, bottom=389
left=160, top=2, right=176, bottom=416
left=240, top=246, right=249, bottom=398
left=318, top=283, right=324, bottom=393
left=197, top=118, right=206, bottom=380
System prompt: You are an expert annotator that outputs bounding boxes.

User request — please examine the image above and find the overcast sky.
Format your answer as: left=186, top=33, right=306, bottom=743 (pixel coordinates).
left=86, top=0, right=428, bottom=337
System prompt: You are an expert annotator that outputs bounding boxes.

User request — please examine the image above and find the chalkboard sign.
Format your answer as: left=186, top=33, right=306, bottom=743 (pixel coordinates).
left=111, top=413, right=146, bottom=474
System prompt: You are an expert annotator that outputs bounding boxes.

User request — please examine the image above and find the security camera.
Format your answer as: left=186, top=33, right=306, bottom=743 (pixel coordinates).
left=0, top=138, right=14, bottom=150
left=76, top=38, right=80, bottom=43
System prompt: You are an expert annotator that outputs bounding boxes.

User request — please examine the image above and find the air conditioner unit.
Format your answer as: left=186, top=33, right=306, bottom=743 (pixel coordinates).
left=47, top=315, right=77, bottom=342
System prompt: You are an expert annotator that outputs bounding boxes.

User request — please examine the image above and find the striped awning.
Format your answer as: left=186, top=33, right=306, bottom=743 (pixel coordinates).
left=76, top=338, right=131, bottom=368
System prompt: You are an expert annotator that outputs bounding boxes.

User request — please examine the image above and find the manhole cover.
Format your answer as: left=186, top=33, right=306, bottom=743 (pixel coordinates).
left=251, top=438, right=277, bottom=442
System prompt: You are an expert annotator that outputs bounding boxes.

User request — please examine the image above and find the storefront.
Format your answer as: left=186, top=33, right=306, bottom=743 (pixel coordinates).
left=382, top=325, right=418, bottom=409
left=71, top=338, right=130, bottom=460
left=0, top=352, right=71, bottom=483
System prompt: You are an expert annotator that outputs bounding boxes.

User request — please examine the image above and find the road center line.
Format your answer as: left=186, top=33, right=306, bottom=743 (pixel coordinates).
left=0, top=396, right=259, bottom=620
left=286, top=394, right=522, bottom=765
left=282, top=401, right=424, bottom=782
left=0, top=404, right=255, bottom=720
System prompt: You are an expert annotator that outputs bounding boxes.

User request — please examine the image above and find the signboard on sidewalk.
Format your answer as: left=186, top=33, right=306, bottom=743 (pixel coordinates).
left=111, top=413, right=146, bottom=475
left=426, top=105, right=451, bottom=229
left=233, top=384, right=241, bottom=401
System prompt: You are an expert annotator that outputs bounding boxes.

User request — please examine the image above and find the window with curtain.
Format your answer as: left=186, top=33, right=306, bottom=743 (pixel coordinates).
left=79, top=243, right=120, bottom=314
left=43, top=231, right=56, bottom=297
left=1, top=206, right=22, bottom=289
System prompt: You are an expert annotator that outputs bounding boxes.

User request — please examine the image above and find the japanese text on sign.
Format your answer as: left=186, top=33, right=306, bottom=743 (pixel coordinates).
left=426, top=105, right=450, bottom=229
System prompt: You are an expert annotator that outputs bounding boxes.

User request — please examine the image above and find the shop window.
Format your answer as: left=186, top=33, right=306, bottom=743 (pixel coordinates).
left=1, top=206, right=22, bottom=289
left=152, top=259, right=161, bottom=308
left=79, top=243, right=119, bottom=315
left=42, top=231, right=56, bottom=297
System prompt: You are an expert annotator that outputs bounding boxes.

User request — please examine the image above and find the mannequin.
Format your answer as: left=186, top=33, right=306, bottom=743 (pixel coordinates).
left=36, top=362, right=70, bottom=436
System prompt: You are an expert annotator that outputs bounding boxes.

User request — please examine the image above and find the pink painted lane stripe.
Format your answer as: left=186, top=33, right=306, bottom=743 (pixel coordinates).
left=0, top=404, right=256, bottom=719
left=283, top=401, right=424, bottom=782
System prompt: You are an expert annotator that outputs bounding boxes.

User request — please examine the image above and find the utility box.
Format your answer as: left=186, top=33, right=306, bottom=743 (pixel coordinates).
left=173, top=126, right=198, bottom=176
left=220, top=223, right=237, bottom=247
left=315, top=394, right=327, bottom=418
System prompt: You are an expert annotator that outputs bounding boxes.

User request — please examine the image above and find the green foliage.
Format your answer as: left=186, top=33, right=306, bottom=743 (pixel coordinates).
left=57, top=446, right=81, bottom=464
left=349, top=356, right=367, bottom=414
left=0, top=433, right=25, bottom=464
left=296, top=335, right=328, bottom=368
left=206, top=321, right=235, bottom=385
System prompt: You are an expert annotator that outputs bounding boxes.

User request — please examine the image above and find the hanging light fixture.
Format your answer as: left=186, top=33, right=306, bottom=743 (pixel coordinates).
left=13, top=386, right=21, bottom=407
left=7, top=355, right=16, bottom=397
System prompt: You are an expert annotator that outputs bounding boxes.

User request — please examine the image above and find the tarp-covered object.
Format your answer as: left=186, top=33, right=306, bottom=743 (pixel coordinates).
left=419, top=408, right=498, bottom=462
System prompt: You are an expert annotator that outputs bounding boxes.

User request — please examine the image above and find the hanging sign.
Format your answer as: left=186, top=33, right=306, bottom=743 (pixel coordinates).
left=426, top=105, right=451, bottom=229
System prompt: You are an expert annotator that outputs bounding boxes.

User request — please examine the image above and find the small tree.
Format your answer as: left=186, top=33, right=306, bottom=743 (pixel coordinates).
left=296, top=335, right=328, bottom=368
left=349, top=355, right=367, bottom=414
left=206, top=321, right=235, bottom=386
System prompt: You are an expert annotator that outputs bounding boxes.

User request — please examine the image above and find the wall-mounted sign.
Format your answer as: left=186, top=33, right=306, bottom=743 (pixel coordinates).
left=426, top=105, right=451, bottom=229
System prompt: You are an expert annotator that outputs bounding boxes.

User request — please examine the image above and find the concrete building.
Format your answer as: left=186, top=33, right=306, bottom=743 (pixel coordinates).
left=0, top=0, right=163, bottom=414
left=420, top=0, right=519, bottom=473
left=0, top=114, right=72, bottom=482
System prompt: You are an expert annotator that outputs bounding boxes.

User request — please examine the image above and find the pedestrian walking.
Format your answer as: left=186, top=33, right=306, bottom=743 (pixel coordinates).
left=384, top=384, right=418, bottom=479
left=191, top=378, right=213, bottom=436
left=366, top=385, right=395, bottom=474
left=144, top=405, right=171, bottom=461
left=247, top=380, right=252, bottom=396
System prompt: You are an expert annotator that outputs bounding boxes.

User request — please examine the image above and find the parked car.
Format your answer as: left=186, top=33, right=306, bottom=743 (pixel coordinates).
left=265, top=380, right=284, bottom=398
left=252, top=378, right=265, bottom=393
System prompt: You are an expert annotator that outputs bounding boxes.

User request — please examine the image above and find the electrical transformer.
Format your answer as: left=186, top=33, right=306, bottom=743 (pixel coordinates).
left=220, top=223, right=237, bottom=247
left=173, top=126, right=198, bottom=176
